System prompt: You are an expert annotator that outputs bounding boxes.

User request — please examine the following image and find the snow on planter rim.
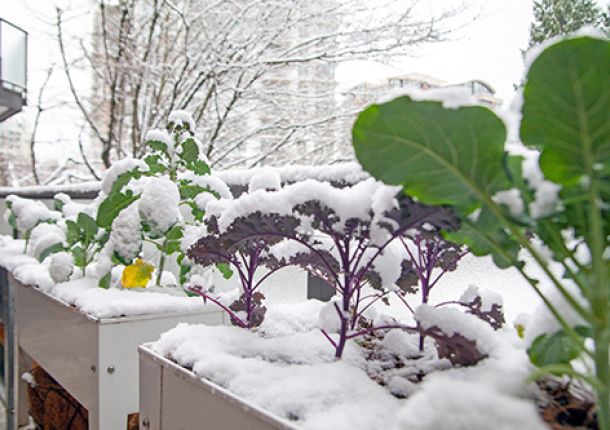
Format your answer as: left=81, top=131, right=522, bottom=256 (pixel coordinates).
left=151, top=300, right=546, bottom=430
left=0, top=236, right=214, bottom=319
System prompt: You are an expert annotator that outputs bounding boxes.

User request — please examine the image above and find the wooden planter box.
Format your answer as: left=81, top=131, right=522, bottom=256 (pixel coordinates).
left=139, top=344, right=297, bottom=430
left=12, top=276, right=226, bottom=430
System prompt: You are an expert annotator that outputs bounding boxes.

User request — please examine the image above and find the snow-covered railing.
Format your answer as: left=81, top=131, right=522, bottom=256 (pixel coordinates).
left=0, top=163, right=367, bottom=200
left=0, top=181, right=101, bottom=200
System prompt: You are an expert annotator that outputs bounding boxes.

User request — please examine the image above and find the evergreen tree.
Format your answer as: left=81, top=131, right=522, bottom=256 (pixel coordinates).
left=529, top=0, right=609, bottom=46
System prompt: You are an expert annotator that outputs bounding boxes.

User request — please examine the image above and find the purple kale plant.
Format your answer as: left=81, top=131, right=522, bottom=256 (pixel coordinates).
left=284, top=196, right=458, bottom=358
left=187, top=212, right=302, bottom=329
left=191, top=184, right=458, bottom=358
left=398, top=231, right=505, bottom=351
left=400, top=231, right=468, bottom=350
left=187, top=180, right=493, bottom=365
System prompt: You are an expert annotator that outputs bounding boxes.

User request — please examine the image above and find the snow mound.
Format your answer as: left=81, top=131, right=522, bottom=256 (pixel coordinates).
left=397, top=377, right=547, bottom=430
left=100, top=158, right=148, bottom=195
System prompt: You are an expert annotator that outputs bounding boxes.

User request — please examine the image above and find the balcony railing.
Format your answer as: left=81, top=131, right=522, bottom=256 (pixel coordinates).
left=0, top=18, right=27, bottom=122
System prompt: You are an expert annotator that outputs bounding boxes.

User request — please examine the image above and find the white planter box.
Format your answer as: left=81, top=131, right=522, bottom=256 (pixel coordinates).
left=139, top=344, right=297, bottom=430
left=12, top=276, right=226, bottom=430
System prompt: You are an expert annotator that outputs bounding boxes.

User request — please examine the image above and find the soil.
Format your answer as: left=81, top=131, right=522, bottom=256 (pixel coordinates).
left=536, top=377, right=597, bottom=430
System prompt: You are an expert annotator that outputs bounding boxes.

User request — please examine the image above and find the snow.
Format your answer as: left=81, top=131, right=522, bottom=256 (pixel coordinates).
left=49, top=252, right=74, bottom=283
left=107, top=204, right=142, bottom=262
left=168, top=110, right=195, bottom=130
left=151, top=299, right=545, bottom=430
left=181, top=224, right=208, bottom=253
left=216, top=162, right=368, bottom=187
left=248, top=170, right=282, bottom=193
left=318, top=300, right=342, bottom=333
left=0, top=239, right=55, bottom=290
left=145, top=129, right=174, bottom=153
left=0, top=182, right=100, bottom=198
left=460, top=285, right=503, bottom=312
left=179, top=173, right=233, bottom=199
left=28, top=223, right=65, bottom=261
left=397, top=377, right=547, bottom=430
left=152, top=322, right=399, bottom=430
left=54, top=193, right=96, bottom=218
left=46, top=277, right=211, bottom=318
left=492, top=188, right=524, bottom=216
left=370, top=240, right=404, bottom=290
left=5, top=195, right=61, bottom=232
left=100, top=158, right=148, bottom=195
left=138, top=177, right=181, bottom=234
left=524, top=280, right=588, bottom=347
left=267, top=240, right=309, bottom=263
left=506, top=141, right=563, bottom=219
left=206, top=178, right=392, bottom=233
left=0, top=235, right=226, bottom=319
left=415, top=305, right=500, bottom=357
left=380, top=329, right=421, bottom=358
left=260, top=300, right=326, bottom=338
left=370, top=184, right=402, bottom=244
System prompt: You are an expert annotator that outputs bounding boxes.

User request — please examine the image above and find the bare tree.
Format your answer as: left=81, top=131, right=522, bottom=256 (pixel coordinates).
left=55, top=0, right=465, bottom=171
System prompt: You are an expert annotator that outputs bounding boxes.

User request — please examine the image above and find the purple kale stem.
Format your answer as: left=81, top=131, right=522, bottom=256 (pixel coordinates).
left=350, top=231, right=409, bottom=296
left=355, top=291, right=391, bottom=321
left=393, top=291, right=415, bottom=315
left=231, top=230, right=341, bottom=286
left=434, top=300, right=469, bottom=308
left=245, top=250, right=259, bottom=328
left=346, top=323, right=418, bottom=340
left=351, top=207, right=443, bottom=281
left=187, top=286, right=248, bottom=328
left=320, top=329, right=338, bottom=349
left=428, top=249, right=469, bottom=289
left=334, top=246, right=352, bottom=359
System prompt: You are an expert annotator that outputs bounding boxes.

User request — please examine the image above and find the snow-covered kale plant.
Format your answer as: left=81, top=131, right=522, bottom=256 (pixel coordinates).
left=187, top=212, right=296, bottom=329
left=353, top=36, right=610, bottom=429
left=95, top=111, right=228, bottom=288
left=398, top=231, right=504, bottom=353
left=188, top=178, right=461, bottom=358
left=4, top=195, right=61, bottom=253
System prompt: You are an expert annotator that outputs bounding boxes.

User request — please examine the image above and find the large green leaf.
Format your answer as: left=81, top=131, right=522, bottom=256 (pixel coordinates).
left=528, top=327, right=590, bottom=367
left=180, top=138, right=199, bottom=163
left=77, top=213, right=98, bottom=242
left=352, top=96, right=520, bottom=265
left=65, top=220, right=80, bottom=245
left=521, top=37, right=610, bottom=185
left=521, top=37, right=610, bottom=253
left=353, top=96, right=509, bottom=210
left=110, top=169, right=143, bottom=195
left=72, top=246, right=88, bottom=268
left=96, top=191, right=140, bottom=229
left=38, top=242, right=64, bottom=263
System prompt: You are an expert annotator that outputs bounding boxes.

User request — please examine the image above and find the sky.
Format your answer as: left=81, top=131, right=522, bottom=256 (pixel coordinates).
left=336, top=0, right=534, bottom=107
